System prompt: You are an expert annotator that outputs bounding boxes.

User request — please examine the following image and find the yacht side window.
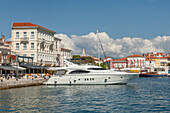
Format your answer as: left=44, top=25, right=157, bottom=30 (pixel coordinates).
left=69, top=70, right=90, bottom=74
left=88, top=68, right=106, bottom=70
left=56, top=70, right=67, bottom=75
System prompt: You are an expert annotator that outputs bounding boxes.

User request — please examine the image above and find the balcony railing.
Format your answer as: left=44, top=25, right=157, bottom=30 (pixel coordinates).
left=38, top=38, right=45, bottom=43
left=20, top=37, right=29, bottom=43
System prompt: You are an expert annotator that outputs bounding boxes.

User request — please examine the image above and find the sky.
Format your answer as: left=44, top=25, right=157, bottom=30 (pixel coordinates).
left=0, top=0, right=170, bottom=57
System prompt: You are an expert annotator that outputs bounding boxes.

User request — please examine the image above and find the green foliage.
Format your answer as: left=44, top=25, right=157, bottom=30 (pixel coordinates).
left=100, top=63, right=106, bottom=69
left=72, top=55, right=81, bottom=59
left=72, top=56, right=95, bottom=65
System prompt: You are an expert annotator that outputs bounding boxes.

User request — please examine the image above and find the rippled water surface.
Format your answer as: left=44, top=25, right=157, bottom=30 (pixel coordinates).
left=0, top=78, right=170, bottom=113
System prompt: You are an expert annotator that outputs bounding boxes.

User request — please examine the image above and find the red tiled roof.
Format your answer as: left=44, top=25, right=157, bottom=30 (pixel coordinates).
left=156, top=53, right=164, bottom=56
left=127, top=54, right=144, bottom=58
left=145, top=59, right=154, bottom=61
left=12, top=22, right=56, bottom=33
left=5, top=41, right=12, bottom=44
left=165, top=56, right=170, bottom=58
left=61, top=48, right=72, bottom=51
left=159, top=57, right=168, bottom=59
left=145, top=56, right=156, bottom=59
left=112, top=57, right=127, bottom=62
left=121, top=57, right=127, bottom=60
left=104, top=59, right=112, bottom=62
left=54, top=37, right=61, bottom=40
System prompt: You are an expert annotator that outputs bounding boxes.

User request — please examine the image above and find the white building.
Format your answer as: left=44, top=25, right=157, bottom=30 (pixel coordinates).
left=61, top=48, right=72, bottom=66
left=54, top=37, right=61, bottom=66
left=11, top=22, right=58, bottom=66
left=127, top=54, right=145, bottom=68
left=0, top=35, right=10, bottom=64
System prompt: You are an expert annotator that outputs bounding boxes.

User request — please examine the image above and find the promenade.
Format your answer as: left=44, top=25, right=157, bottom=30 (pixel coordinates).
left=0, top=76, right=48, bottom=90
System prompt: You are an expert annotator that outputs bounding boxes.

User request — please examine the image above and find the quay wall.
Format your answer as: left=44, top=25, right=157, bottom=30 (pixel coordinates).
left=0, top=77, right=48, bottom=90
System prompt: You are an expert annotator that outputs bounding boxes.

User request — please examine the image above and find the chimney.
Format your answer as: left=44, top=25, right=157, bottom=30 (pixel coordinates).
left=2, top=35, right=5, bottom=39
left=2, top=35, right=5, bottom=42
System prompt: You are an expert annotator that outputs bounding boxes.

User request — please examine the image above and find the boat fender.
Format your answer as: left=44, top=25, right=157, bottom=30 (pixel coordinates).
left=105, top=77, right=108, bottom=83
left=69, top=77, right=72, bottom=84
left=74, top=79, right=76, bottom=83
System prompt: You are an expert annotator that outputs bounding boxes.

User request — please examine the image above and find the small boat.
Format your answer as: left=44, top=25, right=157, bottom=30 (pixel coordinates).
left=139, top=72, right=167, bottom=77
left=139, top=67, right=167, bottom=77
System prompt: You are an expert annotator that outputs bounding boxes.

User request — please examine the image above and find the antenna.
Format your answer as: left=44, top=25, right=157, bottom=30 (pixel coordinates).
left=97, top=30, right=110, bottom=69
left=1, top=31, right=3, bottom=37
left=97, top=30, right=100, bottom=66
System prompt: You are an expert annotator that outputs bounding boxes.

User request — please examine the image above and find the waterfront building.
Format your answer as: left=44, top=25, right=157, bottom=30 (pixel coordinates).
left=107, top=54, right=145, bottom=69
left=0, top=35, right=10, bottom=65
left=127, top=54, right=145, bottom=68
left=144, top=52, right=167, bottom=58
left=111, top=58, right=127, bottom=69
left=0, top=35, right=25, bottom=76
left=145, top=59, right=156, bottom=68
left=11, top=22, right=58, bottom=66
left=159, top=57, right=168, bottom=66
left=61, top=48, right=72, bottom=66
left=165, top=56, right=170, bottom=65
left=155, top=52, right=167, bottom=57
left=54, top=37, right=61, bottom=66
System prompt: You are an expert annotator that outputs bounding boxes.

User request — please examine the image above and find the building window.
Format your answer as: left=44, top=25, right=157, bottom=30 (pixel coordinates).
left=56, top=41, right=58, bottom=49
left=31, top=54, right=34, bottom=61
left=23, top=43, right=27, bottom=50
left=23, top=54, right=27, bottom=56
left=15, top=43, right=19, bottom=50
left=31, top=43, right=34, bottom=49
left=23, top=32, right=27, bottom=38
left=31, top=32, right=34, bottom=38
left=16, top=32, right=19, bottom=38
left=23, top=54, right=27, bottom=61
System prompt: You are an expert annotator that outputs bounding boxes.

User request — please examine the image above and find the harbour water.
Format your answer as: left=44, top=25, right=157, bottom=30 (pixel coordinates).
left=0, top=77, right=169, bottom=113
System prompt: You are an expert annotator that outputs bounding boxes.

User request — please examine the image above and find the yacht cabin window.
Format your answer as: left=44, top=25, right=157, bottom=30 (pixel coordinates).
left=87, top=68, right=106, bottom=70
left=69, top=70, right=90, bottom=74
left=55, top=70, right=67, bottom=75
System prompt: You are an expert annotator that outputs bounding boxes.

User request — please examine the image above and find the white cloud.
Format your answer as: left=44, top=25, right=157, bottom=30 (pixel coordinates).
left=55, top=32, right=170, bottom=58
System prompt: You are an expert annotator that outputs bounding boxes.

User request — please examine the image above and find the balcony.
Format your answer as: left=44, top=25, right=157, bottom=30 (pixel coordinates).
left=38, top=38, right=45, bottom=43
left=20, top=37, right=29, bottom=43
left=37, top=60, right=54, bottom=66
left=48, top=40, right=53, bottom=44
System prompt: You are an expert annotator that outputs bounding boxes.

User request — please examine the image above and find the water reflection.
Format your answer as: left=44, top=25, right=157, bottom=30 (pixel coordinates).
left=0, top=78, right=169, bottom=112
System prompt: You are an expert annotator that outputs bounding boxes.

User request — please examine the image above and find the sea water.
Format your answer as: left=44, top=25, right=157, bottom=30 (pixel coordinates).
left=0, top=77, right=169, bottom=113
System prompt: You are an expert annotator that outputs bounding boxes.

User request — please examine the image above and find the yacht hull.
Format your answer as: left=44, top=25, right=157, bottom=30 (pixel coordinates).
left=44, top=73, right=138, bottom=85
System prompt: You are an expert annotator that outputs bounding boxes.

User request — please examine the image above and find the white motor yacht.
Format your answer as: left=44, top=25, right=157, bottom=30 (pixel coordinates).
left=45, top=61, right=139, bottom=85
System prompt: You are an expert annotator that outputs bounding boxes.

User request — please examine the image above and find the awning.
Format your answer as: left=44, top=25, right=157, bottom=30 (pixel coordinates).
left=0, top=66, right=20, bottom=71
left=23, top=65, right=47, bottom=69
left=12, top=66, right=26, bottom=70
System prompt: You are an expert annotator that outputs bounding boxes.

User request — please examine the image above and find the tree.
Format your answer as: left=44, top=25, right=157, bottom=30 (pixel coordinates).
left=72, top=55, right=81, bottom=59
left=100, top=63, right=106, bottom=69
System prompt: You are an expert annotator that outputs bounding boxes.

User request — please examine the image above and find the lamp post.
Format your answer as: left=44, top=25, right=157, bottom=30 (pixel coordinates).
left=41, top=59, right=43, bottom=76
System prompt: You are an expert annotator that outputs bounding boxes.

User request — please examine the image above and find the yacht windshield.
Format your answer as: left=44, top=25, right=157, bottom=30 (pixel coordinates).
left=87, top=68, right=106, bottom=70
left=69, top=70, right=90, bottom=74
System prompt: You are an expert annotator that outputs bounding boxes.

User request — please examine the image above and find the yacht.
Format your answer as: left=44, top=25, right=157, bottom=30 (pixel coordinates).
left=44, top=61, right=139, bottom=85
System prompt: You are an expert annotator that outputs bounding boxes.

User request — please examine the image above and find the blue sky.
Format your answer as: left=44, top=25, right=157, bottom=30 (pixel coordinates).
left=0, top=0, right=170, bottom=39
